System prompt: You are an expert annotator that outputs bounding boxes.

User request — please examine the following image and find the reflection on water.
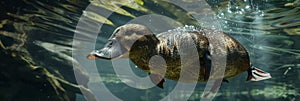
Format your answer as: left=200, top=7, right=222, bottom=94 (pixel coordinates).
left=0, top=0, right=299, bottom=101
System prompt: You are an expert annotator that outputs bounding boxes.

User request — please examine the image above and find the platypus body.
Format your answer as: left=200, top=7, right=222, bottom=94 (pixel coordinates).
left=88, top=24, right=271, bottom=88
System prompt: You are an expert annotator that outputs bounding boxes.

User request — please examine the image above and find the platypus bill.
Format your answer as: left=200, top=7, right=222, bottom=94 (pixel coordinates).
left=87, top=24, right=271, bottom=89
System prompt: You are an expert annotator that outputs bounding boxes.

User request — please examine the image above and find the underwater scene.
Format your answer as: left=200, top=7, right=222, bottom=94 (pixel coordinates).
left=0, top=0, right=300, bottom=101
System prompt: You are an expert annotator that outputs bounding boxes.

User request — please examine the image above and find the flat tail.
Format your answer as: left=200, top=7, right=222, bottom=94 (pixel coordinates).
left=247, top=66, right=271, bottom=81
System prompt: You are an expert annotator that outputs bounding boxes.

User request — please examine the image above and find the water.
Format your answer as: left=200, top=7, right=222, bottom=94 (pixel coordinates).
left=0, top=0, right=299, bottom=101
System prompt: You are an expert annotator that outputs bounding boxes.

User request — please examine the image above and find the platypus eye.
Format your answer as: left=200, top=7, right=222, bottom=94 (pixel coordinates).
left=114, top=28, right=120, bottom=34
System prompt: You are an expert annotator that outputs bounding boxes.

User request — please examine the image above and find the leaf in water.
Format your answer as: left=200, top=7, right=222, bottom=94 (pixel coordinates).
left=285, top=0, right=300, bottom=7
left=0, top=20, right=9, bottom=29
left=82, top=11, right=114, bottom=25
left=135, top=0, right=144, bottom=6
left=90, top=0, right=136, bottom=18
left=284, top=28, right=300, bottom=35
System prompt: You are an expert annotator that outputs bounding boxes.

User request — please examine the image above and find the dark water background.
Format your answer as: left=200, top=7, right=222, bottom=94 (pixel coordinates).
left=0, top=0, right=299, bottom=101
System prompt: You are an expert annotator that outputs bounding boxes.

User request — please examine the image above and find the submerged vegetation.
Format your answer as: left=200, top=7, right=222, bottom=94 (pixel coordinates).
left=0, top=0, right=299, bottom=100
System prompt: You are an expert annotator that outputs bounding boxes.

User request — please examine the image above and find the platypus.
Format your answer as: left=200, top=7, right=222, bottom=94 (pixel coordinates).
left=87, top=24, right=271, bottom=88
